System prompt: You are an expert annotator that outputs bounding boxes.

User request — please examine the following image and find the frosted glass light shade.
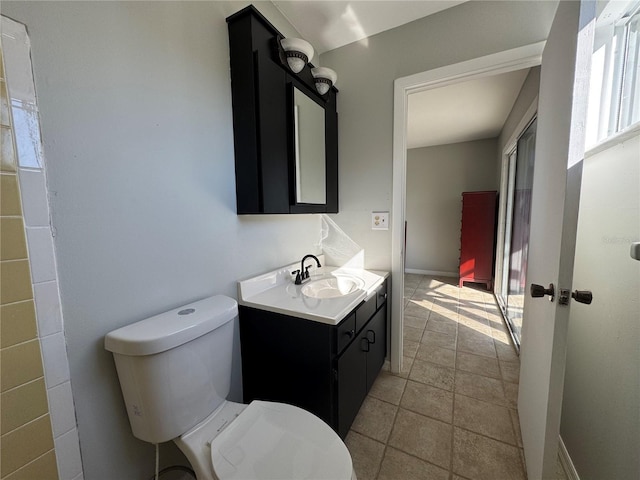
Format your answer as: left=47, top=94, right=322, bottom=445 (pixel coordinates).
left=280, top=38, right=314, bottom=73
left=311, top=67, right=337, bottom=95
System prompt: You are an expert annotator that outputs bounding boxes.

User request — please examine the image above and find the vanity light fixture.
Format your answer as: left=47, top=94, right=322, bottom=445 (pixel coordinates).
left=280, top=38, right=314, bottom=74
left=311, top=67, right=337, bottom=95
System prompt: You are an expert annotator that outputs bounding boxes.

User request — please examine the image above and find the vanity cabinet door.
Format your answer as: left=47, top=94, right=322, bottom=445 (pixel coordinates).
left=336, top=336, right=367, bottom=438
left=365, top=307, right=387, bottom=392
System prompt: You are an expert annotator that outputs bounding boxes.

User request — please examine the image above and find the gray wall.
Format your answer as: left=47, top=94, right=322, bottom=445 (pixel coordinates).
left=406, top=139, right=498, bottom=274
left=560, top=133, right=640, bottom=479
left=1, top=2, right=321, bottom=479
left=320, top=1, right=557, bottom=271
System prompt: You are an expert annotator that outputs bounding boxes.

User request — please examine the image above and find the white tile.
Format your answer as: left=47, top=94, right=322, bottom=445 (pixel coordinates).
left=34, top=281, right=63, bottom=336
left=48, top=381, right=77, bottom=437
left=54, top=428, right=83, bottom=480
left=12, top=103, right=43, bottom=168
left=40, top=332, right=70, bottom=388
left=18, top=168, right=49, bottom=226
left=25, top=226, right=57, bottom=283
left=1, top=19, right=37, bottom=104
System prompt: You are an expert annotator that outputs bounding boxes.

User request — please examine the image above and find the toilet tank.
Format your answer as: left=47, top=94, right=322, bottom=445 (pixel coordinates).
left=105, top=295, right=238, bottom=444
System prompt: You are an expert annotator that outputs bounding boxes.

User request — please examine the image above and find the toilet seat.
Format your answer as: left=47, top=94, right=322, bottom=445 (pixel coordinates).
left=210, top=400, right=353, bottom=480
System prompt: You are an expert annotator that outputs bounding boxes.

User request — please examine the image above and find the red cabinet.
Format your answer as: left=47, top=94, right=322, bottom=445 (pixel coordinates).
left=459, top=191, right=497, bottom=290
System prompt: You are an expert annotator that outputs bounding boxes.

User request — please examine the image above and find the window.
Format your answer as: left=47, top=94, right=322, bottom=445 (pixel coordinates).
left=586, top=1, right=640, bottom=147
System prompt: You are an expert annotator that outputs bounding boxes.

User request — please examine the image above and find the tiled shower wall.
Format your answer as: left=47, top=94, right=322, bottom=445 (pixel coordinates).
left=1, top=17, right=83, bottom=480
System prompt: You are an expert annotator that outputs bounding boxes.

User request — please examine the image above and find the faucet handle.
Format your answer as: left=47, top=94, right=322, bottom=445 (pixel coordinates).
left=291, top=270, right=302, bottom=285
left=304, top=265, right=312, bottom=279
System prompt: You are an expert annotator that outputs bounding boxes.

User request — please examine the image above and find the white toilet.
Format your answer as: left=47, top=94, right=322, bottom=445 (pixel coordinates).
left=105, top=295, right=355, bottom=480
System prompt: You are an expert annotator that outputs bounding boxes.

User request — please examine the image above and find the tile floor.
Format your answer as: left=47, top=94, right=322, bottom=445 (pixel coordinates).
left=345, top=274, right=563, bottom=480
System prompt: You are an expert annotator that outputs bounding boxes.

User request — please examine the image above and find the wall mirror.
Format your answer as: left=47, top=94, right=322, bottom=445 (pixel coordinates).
left=293, top=86, right=326, bottom=204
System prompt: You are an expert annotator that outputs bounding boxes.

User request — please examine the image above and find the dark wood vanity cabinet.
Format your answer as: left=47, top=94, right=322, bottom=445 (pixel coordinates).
left=239, top=278, right=388, bottom=438
left=227, top=6, right=338, bottom=214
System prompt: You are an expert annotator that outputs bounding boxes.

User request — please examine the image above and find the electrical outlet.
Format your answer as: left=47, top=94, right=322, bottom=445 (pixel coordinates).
left=372, top=211, right=389, bottom=230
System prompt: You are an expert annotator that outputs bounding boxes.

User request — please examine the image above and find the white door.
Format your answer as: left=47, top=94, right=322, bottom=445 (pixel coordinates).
left=518, top=1, right=596, bottom=479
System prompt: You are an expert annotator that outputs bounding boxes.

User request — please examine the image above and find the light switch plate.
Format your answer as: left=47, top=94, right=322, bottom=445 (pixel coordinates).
left=372, top=211, right=389, bottom=230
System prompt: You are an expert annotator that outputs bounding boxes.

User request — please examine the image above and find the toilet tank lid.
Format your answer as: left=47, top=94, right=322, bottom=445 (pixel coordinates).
left=104, top=295, right=238, bottom=356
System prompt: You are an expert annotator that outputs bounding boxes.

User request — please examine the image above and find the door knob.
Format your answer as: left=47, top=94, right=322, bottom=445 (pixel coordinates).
left=559, top=288, right=593, bottom=305
left=571, top=290, right=593, bottom=304
left=530, top=283, right=555, bottom=301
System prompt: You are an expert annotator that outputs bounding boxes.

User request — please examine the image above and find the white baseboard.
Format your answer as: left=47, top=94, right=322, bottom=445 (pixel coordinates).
left=404, top=268, right=458, bottom=278
left=558, top=436, right=580, bottom=480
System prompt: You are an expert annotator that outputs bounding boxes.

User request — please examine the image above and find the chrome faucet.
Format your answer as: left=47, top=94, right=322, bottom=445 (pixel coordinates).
left=292, top=254, right=322, bottom=285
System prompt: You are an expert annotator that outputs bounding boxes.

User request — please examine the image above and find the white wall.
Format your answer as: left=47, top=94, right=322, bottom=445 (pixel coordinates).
left=1, top=2, right=321, bottom=479
left=319, top=0, right=557, bottom=271
left=405, top=139, right=498, bottom=274
left=560, top=132, right=640, bottom=479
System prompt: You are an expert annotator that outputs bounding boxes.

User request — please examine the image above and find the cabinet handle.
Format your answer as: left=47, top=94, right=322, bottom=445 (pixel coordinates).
left=361, top=338, right=370, bottom=352
left=367, top=330, right=376, bottom=344
left=344, top=329, right=355, bottom=338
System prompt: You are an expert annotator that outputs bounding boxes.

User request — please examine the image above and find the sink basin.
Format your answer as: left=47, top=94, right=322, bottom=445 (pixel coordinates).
left=301, top=275, right=364, bottom=299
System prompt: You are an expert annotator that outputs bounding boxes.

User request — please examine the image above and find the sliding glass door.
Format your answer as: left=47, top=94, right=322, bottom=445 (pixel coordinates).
left=497, top=118, right=537, bottom=346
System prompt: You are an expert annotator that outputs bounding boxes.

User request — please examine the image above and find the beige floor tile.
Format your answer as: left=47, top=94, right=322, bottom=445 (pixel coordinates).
left=457, top=328, right=497, bottom=358
left=409, top=289, right=435, bottom=304
left=403, top=340, right=419, bottom=359
left=452, top=427, right=526, bottom=480
left=409, top=358, right=455, bottom=391
left=453, top=394, right=516, bottom=445
left=377, top=447, right=449, bottom=480
left=388, top=408, right=452, bottom=469
left=404, top=302, right=431, bottom=319
left=403, top=325, right=424, bottom=343
left=401, top=380, right=453, bottom=423
left=351, top=396, right=398, bottom=443
left=356, top=277, right=527, bottom=478
left=399, top=356, right=414, bottom=379
left=458, top=316, right=492, bottom=336
left=509, top=408, right=523, bottom=447
left=431, top=300, right=459, bottom=316
left=495, top=341, right=519, bottom=362
left=454, top=370, right=506, bottom=406
left=491, top=327, right=512, bottom=344
left=421, top=329, right=457, bottom=350
left=404, top=274, right=423, bottom=287
left=369, top=371, right=407, bottom=406
left=456, top=351, right=501, bottom=379
left=404, top=286, right=417, bottom=298
left=404, top=314, right=427, bottom=330
left=415, top=344, right=456, bottom=368
left=457, top=305, right=486, bottom=318
left=499, top=361, right=520, bottom=384
left=426, top=314, right=458, bottom=335
left=504, top=381, right=519, bottom=408
left=345, top=431, right=385, bottom=480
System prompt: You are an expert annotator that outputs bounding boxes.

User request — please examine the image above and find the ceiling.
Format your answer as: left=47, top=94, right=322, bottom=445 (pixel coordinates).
left=272, top=1, right=466, bottom=54
left=407, top=69, right=530, bottom=149
left=271, top=1, right=531, bottom=148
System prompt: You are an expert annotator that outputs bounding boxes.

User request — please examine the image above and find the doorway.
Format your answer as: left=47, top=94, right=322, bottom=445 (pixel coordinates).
left=390, top=42, right=545, bottom=374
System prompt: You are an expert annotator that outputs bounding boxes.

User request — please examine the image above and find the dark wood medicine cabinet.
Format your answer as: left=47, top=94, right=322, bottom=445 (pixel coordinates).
left=227, top=5, right=339, bottom=215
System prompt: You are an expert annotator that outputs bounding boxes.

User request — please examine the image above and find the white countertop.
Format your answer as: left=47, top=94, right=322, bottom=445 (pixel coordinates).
left=237, top=260, right=388, bottom=325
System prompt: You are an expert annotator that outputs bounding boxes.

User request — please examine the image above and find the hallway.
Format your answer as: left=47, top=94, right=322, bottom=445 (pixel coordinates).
left=345, top=275, right=532, bottom=479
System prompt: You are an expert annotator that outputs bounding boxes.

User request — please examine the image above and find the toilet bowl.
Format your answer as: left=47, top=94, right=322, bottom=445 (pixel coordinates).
left=104, top=295, right=355, bottom=480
